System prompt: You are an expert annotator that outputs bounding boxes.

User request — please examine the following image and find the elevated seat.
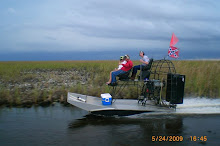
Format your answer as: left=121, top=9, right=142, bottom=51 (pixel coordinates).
left=138, top=58, right=153, bottom=80
left=142, top=58, right=153, bottom=71
left=117, top=69, right=132, bottom=81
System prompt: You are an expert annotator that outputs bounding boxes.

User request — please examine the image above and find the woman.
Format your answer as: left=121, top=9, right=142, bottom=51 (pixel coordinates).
left=106, top=56, right=126, bottom=84
left=106, top=55, right=133, bottom=85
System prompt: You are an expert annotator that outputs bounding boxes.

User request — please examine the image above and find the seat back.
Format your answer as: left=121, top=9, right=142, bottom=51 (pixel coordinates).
left=142, top=58, right=153, bottom=71
left=139, top=58, right=153, bottom=80
left=117, top=69, right=132, bottom=81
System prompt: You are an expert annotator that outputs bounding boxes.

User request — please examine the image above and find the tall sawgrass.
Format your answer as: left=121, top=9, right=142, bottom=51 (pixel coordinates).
left=174, top=60, right=220, bottom=97
left=0, top=60, right=219, bottom=99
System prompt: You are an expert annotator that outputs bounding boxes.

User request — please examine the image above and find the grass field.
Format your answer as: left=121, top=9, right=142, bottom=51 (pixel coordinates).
left=0, top=60, right=219, bottom=106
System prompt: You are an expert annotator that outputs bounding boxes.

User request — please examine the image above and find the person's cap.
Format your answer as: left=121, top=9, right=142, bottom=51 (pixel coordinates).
left=120, top=56, right=124, bottom=60
left=140, top=51, right=144, bottom=53
left=124, top=54, right=130, bottom=59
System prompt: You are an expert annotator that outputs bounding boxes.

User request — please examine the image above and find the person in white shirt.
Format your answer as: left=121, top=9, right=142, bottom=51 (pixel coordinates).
left=130, top=51, right=149, bottom=80
left=117, top=56, right=127, bottom=70
left=106, top=56, right=127, bottom=84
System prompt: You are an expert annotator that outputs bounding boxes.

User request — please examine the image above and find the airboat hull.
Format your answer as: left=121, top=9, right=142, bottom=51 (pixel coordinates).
left=67, top=92, right=174, bottom=116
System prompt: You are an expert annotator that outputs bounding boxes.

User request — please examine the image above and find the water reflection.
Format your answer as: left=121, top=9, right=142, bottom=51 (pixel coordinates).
left=68, top=114, right=184, bottom=135
left=67, top=114, right=185, bottom=145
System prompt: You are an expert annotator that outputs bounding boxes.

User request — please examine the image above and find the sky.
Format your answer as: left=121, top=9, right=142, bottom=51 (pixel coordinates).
left=0, top=0, right=220, bottom=60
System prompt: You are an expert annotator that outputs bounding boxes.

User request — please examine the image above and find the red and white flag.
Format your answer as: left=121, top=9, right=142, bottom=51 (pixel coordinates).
left=168, top=46, right=179, bottom=58
left=168, top=33, right=179, bottom=58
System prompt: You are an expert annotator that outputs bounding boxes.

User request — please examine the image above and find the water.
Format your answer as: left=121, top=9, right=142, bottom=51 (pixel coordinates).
left=0, top=98, right=220, bottom=146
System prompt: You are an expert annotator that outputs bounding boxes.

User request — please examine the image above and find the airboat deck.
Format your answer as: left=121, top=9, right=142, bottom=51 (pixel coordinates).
left=67, top=92, right=174, bottom=116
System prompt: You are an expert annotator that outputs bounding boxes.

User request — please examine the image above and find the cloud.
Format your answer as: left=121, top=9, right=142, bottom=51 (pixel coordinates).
left=1, top=0, right=220, bottom=54
left=7, top=8, right=16, bottom=14
left=63, top=0, right=220, bottom=40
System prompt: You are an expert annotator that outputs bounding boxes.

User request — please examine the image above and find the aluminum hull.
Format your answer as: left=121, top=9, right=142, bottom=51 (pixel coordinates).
left=67, top=92, right=174, bottom=116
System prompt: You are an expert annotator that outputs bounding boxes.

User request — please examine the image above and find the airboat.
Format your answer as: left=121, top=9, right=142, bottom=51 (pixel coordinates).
left=67, top=58, right=186, bottom=116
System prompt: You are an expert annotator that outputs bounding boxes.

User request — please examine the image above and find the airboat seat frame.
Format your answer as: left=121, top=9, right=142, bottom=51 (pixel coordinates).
left=108, top=58, right=183, bottom=108
left=108, top=59, right=154, bottom=100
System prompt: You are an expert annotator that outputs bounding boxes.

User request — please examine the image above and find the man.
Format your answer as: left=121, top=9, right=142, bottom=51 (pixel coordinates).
left=130, top=51, right=149, bottom=80
left=106, top=55, right=133, bottom=85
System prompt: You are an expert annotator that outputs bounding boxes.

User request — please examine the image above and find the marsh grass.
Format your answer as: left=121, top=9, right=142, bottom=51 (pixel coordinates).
left=32, top=89, right=40, bottom=103
left=173, top=60, right=220, bottom=97
left=0, top=60, right=219, bottom=104
left=0, top=88, right=12, bottom=105
left=13, top=87, right=21, bottom=105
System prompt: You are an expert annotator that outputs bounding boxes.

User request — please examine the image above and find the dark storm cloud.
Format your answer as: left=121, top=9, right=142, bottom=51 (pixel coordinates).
left=0, top=0, right=220, bottom=53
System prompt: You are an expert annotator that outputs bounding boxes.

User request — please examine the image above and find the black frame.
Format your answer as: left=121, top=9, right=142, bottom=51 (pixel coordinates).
left=108, top=58, right=179, bottom=108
